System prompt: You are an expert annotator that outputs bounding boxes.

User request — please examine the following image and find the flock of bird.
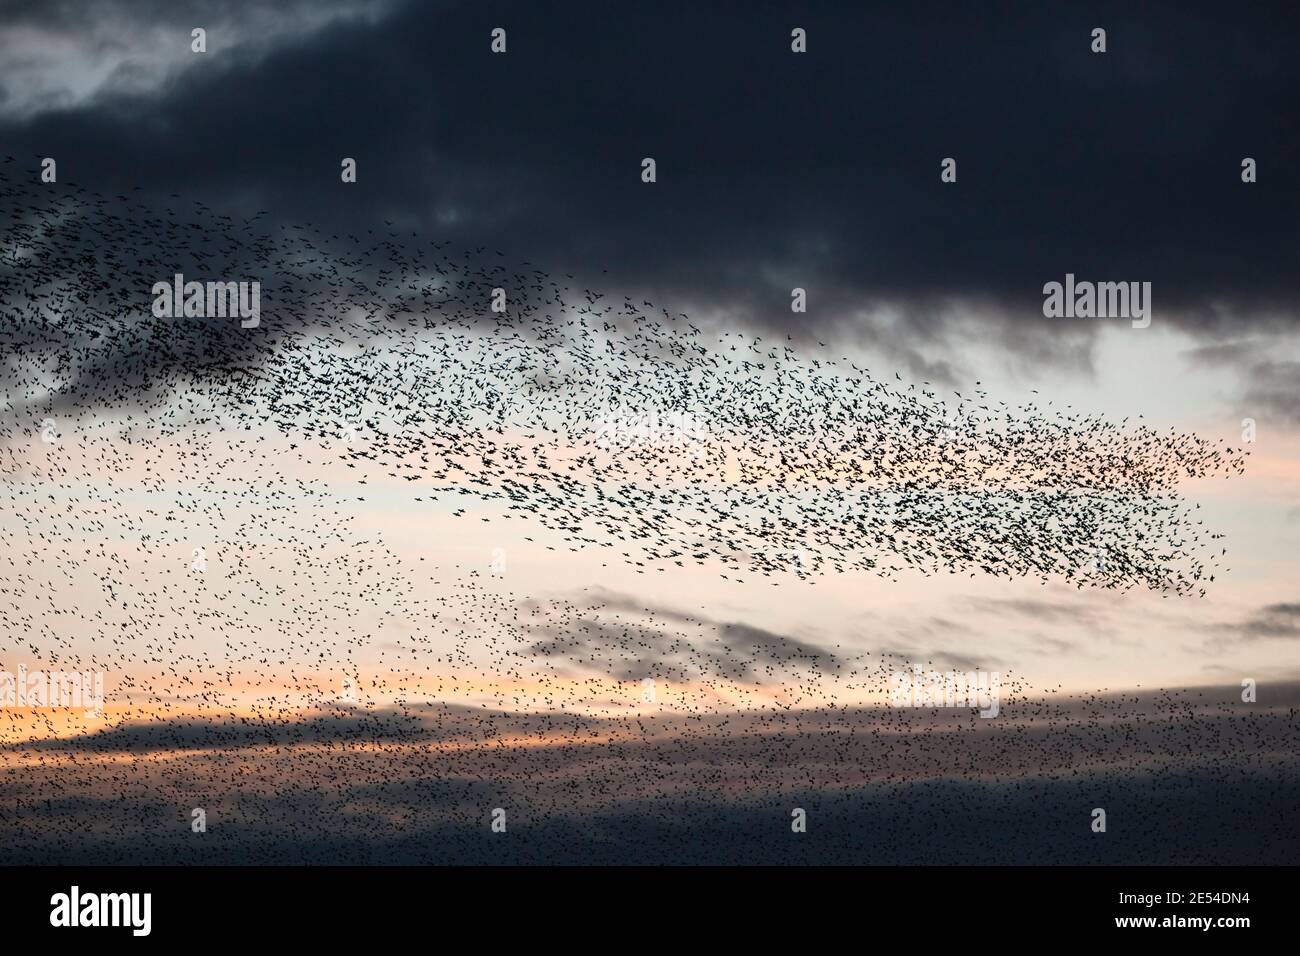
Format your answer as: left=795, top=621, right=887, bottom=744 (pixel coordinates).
left=0, top=155, right=1280, bottom=864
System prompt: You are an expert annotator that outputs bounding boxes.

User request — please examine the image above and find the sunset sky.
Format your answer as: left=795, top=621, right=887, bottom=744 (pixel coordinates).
left=1, top=0, right=1298, bottom=865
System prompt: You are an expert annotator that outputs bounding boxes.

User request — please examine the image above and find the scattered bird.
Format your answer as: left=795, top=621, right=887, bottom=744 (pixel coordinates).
left=0, top=156, right=1263, bottom=864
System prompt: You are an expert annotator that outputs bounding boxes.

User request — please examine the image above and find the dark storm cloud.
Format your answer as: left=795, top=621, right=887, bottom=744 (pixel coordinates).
left=2, top=0, right=1297, bottom=360
left=0, top=0, right=396, bottom=120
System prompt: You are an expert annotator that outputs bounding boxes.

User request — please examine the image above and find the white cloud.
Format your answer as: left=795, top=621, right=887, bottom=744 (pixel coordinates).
left=0, top=0, right=401, bottom=121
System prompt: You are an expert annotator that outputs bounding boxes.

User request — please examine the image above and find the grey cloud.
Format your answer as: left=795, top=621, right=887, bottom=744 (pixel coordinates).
left=0, top=0, right=400, bottom=121
left=1202, top=600, right=1300, bottom=647
left=0, top=0, right=1297, bottom=366
left=1242, top=360, right=1300, bottom=425
left=524, top=589, right=844, bottom=681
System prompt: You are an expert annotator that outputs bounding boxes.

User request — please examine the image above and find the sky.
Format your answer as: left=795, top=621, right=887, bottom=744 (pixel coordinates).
left=0, top=0, right=1298, bottom=864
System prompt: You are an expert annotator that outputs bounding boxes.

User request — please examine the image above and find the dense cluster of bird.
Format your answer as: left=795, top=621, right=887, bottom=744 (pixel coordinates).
left=1, top=157, right=1247, bottom=594
left=0, top=156, right=1276, bottom=864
